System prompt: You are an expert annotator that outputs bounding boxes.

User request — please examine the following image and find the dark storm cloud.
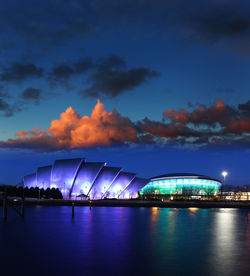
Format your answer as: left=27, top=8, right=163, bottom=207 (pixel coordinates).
left=96, top=56, right=126, bottom=68
left=20, top=87, right=41, bottom=102
left=0, top=86, right=58, bottom=117
left=0, top=1, right=95, bottom=46
left=0, top=88, right=40, bottom=117
left=189, top=11, right=250, bottom=42
left=0, top=54, right=159, bottom=109
left=80, top=56, right=161, bottom=98
left=90, top=1, right=250, bottom=49
left=48, top=55, right=160, bottom=96
left=238, top=100, right=250, bottom=112
left=0, top=0, right=249, bottom=57
left=50, top=57, right=93, bottom=81
left=0, top=84, right=21, bottom=116
left=0, top=63, right=43, bottom=82
left=0, top=98, right=21, bottom=117
left=19, top=87, right=59, bottom=107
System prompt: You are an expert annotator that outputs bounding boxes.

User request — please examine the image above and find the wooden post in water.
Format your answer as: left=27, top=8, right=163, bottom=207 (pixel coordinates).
left=21, top=199, right=24, bottom=217
left=3, top=197, right=8, bottom=221
left=3, top=187, right=8, bottom=221
left=21, top=185, right=25, bottom=217
left=72, top=202, right=75, bottom=218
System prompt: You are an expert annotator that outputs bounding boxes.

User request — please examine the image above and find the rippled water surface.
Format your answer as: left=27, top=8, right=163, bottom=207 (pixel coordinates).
left=0, top=206, right=250, bottom=276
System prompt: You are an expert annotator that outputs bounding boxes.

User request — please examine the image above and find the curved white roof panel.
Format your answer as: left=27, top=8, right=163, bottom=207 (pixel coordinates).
left=88, top=166, right=122, bottom=199
left=50, top=158, right=85, bottom=198
left=71, top=162, right=105, bottom=198
left=37, top=166, right=52, bottom=189
left=103, top=172, right=136, bottom=199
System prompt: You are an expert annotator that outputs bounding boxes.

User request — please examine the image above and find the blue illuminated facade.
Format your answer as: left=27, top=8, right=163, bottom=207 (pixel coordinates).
left=140, top=173, right=222, bottom=197
left=23, top=158, right=149, bottom=199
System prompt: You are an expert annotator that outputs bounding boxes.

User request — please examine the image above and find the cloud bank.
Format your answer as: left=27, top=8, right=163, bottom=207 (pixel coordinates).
left=1, top=99, right=250, bottom=151
left=2, top=0, right=250, bottom=55
left=0, top=100, right=137, bottom=150
left=80, top=56, right=161, bottom=98
left=0, top=55, right=160, bottom=117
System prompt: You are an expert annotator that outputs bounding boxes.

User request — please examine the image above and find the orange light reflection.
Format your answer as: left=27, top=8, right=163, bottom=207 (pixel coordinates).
left=188, top=207, right=199, bottom=212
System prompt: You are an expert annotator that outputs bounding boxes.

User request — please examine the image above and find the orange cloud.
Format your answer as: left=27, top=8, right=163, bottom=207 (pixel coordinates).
left=1, top=100, right=138, bottom=150
left=163, top=108, right=189, bottom=124
left=163, top=99, right=236, bottom=126
left=138, top=118, right=197, bottom=138
left=226, top=119, right=250, bottom=133
left=2, top=99, right=250, bottom=151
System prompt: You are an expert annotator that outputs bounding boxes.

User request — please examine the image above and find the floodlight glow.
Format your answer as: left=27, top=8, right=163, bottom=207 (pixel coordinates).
left=222, top=171, right=228, bottom=177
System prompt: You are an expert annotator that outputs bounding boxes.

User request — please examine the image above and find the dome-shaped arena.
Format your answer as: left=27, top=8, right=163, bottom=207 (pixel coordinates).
left=23, top=158, right=149, bottom=199
left=140, top=173, right=222, bottom=197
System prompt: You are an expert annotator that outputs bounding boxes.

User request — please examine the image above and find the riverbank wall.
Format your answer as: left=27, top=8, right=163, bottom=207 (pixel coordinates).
left=1, top=199, right=249, bottom=209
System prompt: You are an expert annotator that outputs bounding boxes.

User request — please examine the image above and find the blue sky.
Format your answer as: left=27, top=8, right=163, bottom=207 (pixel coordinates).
left=1, top=0, right=250, bottom=185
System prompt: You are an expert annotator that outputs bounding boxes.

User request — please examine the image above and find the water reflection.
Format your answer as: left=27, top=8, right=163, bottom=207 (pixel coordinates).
left=0, top=207, right=249, bottom=276
left=208, top=209, right=246, bottom=276
left=188, top=207, right=199, bottom=212
left=151, top=207, right=159, bottom=222
left=148, top=207, right=250, bottom=275
left=247, top=213, right=250, bottom=249
left=188, top=207, right=199, bottom=217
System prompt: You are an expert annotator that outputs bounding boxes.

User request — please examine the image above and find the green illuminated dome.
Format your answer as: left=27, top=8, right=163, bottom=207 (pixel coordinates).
left=139, top=173, right=222, bottom=197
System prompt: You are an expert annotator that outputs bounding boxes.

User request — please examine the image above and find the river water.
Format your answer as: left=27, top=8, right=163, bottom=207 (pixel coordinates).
left=0, top=206, right=249, bottom=276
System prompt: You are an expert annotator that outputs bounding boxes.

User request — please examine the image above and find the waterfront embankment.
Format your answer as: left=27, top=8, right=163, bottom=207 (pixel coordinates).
left=1, top=198, right=250, bottom=209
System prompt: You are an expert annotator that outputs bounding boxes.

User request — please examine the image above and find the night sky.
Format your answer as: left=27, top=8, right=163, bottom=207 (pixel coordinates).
left=1, top=0, right=250, bottom=185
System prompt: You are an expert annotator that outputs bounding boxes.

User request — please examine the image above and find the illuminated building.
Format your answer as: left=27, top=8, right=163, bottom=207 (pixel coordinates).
left=140, top=173, right=222, bottom=198
left=221, top=191, right=250, bottom=201
left=23, top=158, right=149, bottom=199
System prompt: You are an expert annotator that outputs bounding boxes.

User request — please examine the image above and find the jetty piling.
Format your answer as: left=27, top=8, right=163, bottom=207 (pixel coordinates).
left=72, top=202, right=75, bottom=218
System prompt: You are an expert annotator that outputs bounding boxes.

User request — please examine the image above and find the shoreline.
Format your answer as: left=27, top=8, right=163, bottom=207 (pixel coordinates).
left=1, top=199, right=250, bottom=209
